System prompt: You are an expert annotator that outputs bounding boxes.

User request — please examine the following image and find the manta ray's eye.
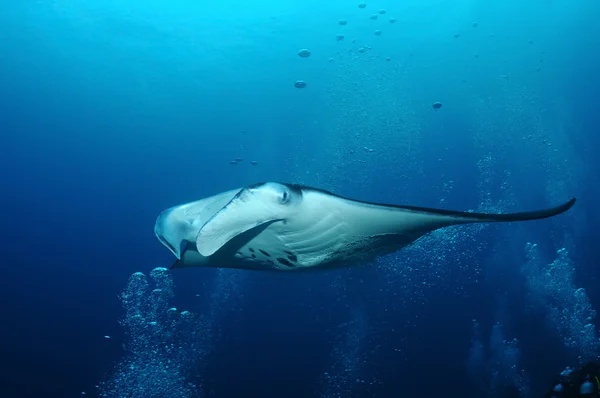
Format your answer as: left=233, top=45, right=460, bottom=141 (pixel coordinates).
left=280, top=190, right=289, bottom=204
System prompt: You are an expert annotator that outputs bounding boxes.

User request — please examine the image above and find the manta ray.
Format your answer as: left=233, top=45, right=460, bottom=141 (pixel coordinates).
left=154, top=182, right=575, bottom=272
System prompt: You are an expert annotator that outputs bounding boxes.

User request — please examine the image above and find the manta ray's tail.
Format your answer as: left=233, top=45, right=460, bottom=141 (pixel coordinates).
left=444, top=197, right=577, bottom=223
left=388, top=197, right=576, bottom=244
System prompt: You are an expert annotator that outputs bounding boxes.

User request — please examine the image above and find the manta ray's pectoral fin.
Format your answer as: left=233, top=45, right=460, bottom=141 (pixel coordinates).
left=195, top=188, right=283, bottom=256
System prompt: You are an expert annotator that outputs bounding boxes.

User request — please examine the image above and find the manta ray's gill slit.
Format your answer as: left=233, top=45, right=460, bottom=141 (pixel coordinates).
left=288, top=221, right=349, bottom=257
left=298, top=211, right=340, bottom=237
left=284, top=213, right=348, bottom=252
left=258, top=249, right=271, bottom=257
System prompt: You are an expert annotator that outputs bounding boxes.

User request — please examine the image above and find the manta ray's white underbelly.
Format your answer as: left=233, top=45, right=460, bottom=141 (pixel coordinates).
left=230, top=218, right=403, bottom=271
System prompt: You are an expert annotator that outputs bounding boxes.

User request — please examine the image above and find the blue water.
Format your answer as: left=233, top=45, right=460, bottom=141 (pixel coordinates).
left=1, top=0, right=599, bottom=397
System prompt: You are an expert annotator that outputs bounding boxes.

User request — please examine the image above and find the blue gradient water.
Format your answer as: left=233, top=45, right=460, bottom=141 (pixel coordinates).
left=1, top=0, right=599, bottom=397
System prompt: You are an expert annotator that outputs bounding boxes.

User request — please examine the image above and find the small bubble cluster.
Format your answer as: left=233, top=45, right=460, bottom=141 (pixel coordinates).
left=318, top=304, right=381, bottom=397
left=97, top=268, right=204, bottom=397
left=522, top=243, right=600, bottom=362
left=292, top=2, right=399, bottom=88
left=467, top=320, right=530, bottom=396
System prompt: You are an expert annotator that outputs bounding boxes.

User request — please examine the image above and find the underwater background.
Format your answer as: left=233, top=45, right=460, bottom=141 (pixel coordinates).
left=1, top=0, right=599, bottom=397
